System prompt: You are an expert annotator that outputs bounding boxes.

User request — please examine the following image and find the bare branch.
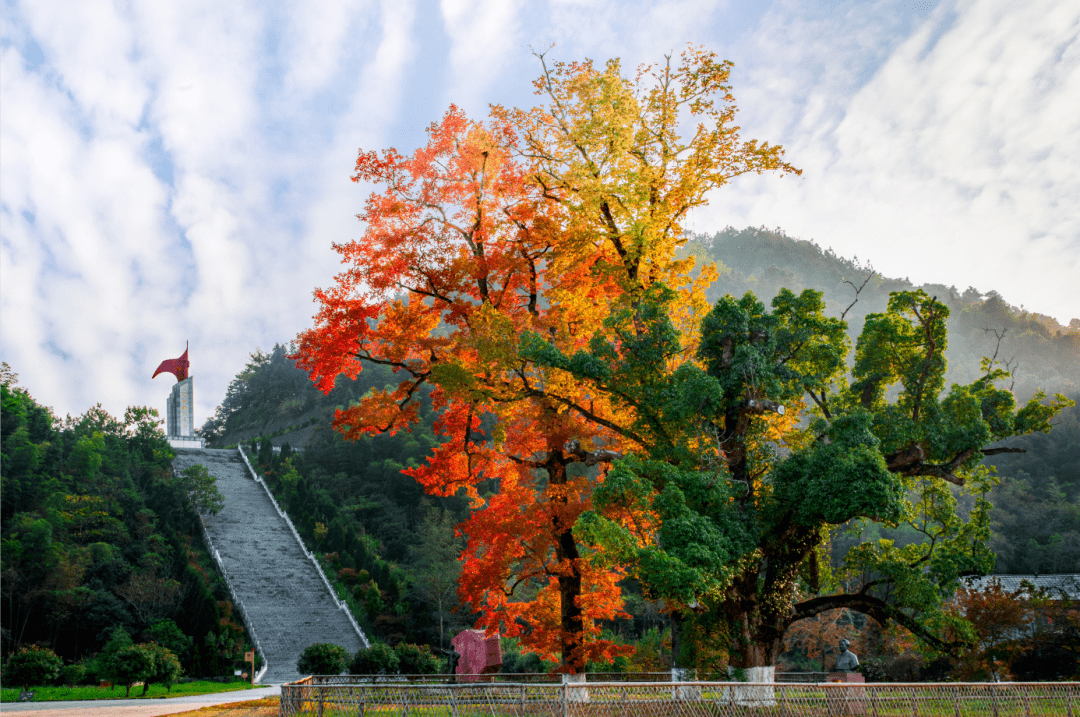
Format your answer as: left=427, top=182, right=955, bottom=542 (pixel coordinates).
left=563, top=439, right=624, bottom=466
left=840, top=268, right=876, bottom=321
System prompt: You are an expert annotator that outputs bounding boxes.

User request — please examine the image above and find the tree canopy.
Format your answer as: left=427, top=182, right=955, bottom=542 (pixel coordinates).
left=525, top=285, right=1071, bottom=668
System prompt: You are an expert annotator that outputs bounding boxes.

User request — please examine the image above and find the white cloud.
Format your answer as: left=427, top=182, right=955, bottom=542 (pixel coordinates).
left=693, top=0, right=1080, bottom=321
left=2, top=0, right=1077, bottom=426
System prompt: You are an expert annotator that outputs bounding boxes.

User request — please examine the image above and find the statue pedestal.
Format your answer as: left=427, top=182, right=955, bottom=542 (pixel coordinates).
left=824, top=673, right=865, bottom=715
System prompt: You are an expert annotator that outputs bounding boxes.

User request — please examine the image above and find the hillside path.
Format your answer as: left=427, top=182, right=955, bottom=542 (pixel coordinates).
left=172, top=448, right=365, bottom=683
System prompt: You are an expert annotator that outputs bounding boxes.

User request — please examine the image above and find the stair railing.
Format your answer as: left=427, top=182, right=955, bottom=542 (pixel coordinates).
left=237, top=446, right=370, bottom=648
left=195, top=514, right=270, bottom=684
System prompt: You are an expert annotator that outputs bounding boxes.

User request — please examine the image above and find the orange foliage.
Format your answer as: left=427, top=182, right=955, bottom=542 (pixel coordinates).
left=952, top=581, right=1032, bottom=680
left=781, top=608, right=857, bottom=672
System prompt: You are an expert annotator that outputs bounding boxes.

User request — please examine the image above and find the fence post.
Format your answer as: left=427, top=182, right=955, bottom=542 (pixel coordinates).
left=317, top=684, right=324, bottom=717
left=561, top=680, right=568, bottom=717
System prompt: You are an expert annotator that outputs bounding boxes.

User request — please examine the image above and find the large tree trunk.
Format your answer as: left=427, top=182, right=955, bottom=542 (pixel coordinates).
left=547, top=452, right=586, bottom=673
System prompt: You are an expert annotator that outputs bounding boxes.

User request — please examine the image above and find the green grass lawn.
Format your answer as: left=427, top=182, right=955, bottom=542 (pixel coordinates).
left=1, top=679, right=262, bottom=702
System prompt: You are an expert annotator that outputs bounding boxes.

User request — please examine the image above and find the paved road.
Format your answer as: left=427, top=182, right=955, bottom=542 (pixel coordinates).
left=0, top=684, right=281, bottom=716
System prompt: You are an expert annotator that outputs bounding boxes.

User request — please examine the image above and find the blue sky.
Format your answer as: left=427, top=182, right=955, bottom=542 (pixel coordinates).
left=1, top=0, right=1078, bottom=426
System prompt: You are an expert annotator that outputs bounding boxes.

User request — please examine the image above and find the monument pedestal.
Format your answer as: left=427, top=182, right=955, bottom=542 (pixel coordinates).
left=824, top=673, right=865, bottom=715
left=168, top=436, right=205, bottom=449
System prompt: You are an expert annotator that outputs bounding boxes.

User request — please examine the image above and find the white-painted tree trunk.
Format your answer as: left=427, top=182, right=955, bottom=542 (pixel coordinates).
left=562, top=673, right=589, bottom=703
left=733, top=665, right=775, bottom=707
left=671, top=668, right=702, bottom=700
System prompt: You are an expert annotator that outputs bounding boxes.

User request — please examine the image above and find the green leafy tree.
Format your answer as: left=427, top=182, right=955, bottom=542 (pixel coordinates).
left=142, top=643, right=183, bottom=694
left=349, top=643, right=400, bottom=675
left=394, top=642, right=440, bottom=674
left=111, top=644, right=155, bottom=697
left=144, top=619, right=193, bottom=664
left=3, top=645, right=62, bottom=690
left=525, top=286, right=1072, bottom=671
left=407, top=510, right=465, bottom=651
left=173, top=464, right=225, bottom=516
left=362, top=582, right=384, bottom=622
left=296, top=642, right=349, bottom=675
left=96, top=626, right=134, bottom=689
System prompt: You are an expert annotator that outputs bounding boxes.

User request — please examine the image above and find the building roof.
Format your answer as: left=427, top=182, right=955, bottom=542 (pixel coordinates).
left=963, top=574, right=1080, bottom=600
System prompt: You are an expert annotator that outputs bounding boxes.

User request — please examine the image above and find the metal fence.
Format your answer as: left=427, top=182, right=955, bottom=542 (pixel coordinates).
left=303, top=674, right=713, bottom=686
left=281, top=677, right=1078, bottom=716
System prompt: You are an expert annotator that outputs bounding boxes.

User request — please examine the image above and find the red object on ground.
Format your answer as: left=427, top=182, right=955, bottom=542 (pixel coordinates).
left=452, top=629, right=502, bottom=681
left=153, top=342, right=189, bottom=381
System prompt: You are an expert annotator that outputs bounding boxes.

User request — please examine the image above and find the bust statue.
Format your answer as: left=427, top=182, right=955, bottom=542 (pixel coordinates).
left=834, top=639, right=859, bottom=672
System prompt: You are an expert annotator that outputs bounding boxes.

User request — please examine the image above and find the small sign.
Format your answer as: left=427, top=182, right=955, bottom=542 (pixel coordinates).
left=18, top=691, right=34, bottom=702
left=234, top=669, right=242, bottom=676
left=245, top=651, right=254, bottom=662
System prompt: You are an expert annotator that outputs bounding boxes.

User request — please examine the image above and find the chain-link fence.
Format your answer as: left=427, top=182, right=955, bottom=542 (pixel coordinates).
left=281, top=677, right=1078, bottom=716
left=303, top=674, right=711, bottom=686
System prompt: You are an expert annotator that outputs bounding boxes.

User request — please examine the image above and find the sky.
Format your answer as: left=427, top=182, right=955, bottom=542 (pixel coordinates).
left=1, top=0, right=1078, bottom=427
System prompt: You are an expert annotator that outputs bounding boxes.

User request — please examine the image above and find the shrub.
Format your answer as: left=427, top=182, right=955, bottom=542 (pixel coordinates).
left=394, top=643, right=440, bottom=674
left=4, top=645, right=63, bottom=690
left=297, top=643, right=349, bottom=675
left=350, top=643, right=400, bottom=675
left=58, top=662, right=86, bottom=687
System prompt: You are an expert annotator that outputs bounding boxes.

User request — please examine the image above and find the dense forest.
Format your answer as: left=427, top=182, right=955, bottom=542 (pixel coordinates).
left=1, top=364, right=258, bottom=681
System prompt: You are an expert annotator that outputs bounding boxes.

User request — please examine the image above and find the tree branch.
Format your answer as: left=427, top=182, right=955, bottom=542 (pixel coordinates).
left=793, top=593, right=968, bottom=654
left=884, top=443, right=978, bottom=486
left=563, top=439, right=624, bottom=466
left=980, top=447, right=1026, bottom=456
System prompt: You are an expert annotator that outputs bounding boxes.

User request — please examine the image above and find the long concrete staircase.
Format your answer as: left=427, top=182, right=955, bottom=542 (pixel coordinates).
left=173, top=448, right=367, bottom=683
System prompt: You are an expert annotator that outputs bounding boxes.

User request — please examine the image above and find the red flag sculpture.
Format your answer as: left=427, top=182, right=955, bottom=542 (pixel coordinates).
left=152, top=342, right=189, bottom=382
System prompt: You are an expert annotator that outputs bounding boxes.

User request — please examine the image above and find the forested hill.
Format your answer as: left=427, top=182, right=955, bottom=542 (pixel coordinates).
left=200, top=226, right=1079, bottom=597
left=1, top=365, right=258, bottom=675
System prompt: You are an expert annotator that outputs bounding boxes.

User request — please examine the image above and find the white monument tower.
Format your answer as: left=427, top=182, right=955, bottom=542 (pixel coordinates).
left=153, top=342, right=205, bottom=449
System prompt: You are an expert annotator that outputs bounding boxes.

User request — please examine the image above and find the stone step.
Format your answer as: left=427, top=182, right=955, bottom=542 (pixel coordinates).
left=173, top=448, right=366, bottom=683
